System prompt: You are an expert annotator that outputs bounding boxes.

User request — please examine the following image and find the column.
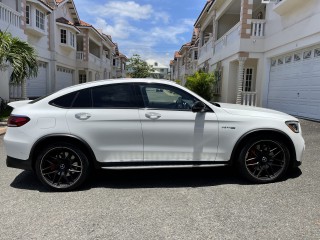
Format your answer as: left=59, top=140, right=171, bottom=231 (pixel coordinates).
left=236, top=57, right=247, bottom=104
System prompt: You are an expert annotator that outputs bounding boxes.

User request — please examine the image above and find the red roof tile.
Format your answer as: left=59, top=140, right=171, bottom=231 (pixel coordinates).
left=56, top=17, right=80, bottom=31
left=77, top=20, right=92, bottom=27
left=174, top=51, right=181, bottom=58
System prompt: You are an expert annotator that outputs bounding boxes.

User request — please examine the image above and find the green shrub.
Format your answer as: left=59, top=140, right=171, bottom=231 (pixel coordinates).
left=185, top=71, right=215, bottom=101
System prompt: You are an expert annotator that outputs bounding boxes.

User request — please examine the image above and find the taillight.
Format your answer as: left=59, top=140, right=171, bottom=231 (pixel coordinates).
left=7, top=115, right=30, bottom=127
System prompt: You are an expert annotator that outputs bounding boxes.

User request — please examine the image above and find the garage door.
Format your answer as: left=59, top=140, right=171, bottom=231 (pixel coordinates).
left=56, top=66, right=73, bottom=91
left=27, top=61, right=47, bottom=98
left=267, top=47, right=320, bottom=120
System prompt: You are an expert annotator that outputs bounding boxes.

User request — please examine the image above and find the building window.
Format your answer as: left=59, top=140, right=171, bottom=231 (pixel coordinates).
left=303, top=50, right=312, bottom=60
left=26, top=5, right=30, bottom=25
left=154, top=62, right=158, bottom=67
left=277, top=58, right=283, bottom=65
left=271, top=59, right=276, bottom=67
left=69, top=32, right=75, bottom=47
left=314, top=49, right=320, bottom=58
left=113, top=59, right=116, bottom=66
left=36, top=9, right=45, bottom=30
left=60, top=29, right=67, bottom=44
left=285, top=56, right=292, bottom=64
left=194, top=51, right=198, bottom=60
left=79, top=74, right=87, bottom=84
left=294, top=53, right=301, bottom=62
left=242, top=68, right=253, bottom=92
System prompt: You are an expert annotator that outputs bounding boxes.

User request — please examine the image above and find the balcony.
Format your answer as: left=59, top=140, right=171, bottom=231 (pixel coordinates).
left=0, top=2, right=25, bottom=40
left=89, top=53, right=101, bottom=65
left=241, top=92, right=257, bottom=106
left=214, top=22, right=241, bottom=55
left=76, top=51, right=84, bottom=60
left=273, top=0, right=304, bottom=15
left=199, top=37, right=213, bottom=64
left=251, top=20, right=266, bottom=37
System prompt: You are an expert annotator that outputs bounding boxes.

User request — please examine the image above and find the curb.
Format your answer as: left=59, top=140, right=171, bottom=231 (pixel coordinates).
left=0, top=127, right=7, bottom=136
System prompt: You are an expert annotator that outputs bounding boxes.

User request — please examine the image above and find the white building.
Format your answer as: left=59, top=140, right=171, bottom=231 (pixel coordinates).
left=0, top=0, right=127, bottom=101
left=171, top=0, right=320, bottom=121
left=146, top=60, right=169, bottom=80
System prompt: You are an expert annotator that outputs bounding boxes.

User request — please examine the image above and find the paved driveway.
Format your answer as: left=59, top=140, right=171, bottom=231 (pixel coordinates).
left=0, top=120, right=319, bottom=240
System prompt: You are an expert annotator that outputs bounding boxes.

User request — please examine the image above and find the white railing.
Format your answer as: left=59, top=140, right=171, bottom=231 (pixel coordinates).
left=214, top=22, right=241, bottom=54
left=0, top=2, right=21, bottom=28
left=89, top=53, right=101, bottom=65
left=102, top=56, right=111, bottom=67
left=251, top=20, right=266, bottom=37
left=241, top=92, right=257, bottom=106
left=199, top=37, right=213, bottom=58
left=76, top=51, right=84, bottom=60
left=9, top=84, right=23, bottom=100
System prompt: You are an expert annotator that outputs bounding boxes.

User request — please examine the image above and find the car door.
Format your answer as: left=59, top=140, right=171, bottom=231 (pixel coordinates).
left=136, top=83, right=219, bottom=162
left=65, top=83, right=143, bottom=163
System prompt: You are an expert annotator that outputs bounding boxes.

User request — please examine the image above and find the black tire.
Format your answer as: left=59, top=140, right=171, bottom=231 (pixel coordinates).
left=238, top=136, right=290, bottom=183
left=35, top=142, right=90, bottom=191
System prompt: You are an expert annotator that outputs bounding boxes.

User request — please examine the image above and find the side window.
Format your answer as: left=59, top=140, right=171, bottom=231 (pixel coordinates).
left=49, top=92, right=77, bottom=108
left=139, top=84, right=198, bottom=110
left=72, top=89, right=92, bottom=108
left=92, top=84, right=137, bottom=108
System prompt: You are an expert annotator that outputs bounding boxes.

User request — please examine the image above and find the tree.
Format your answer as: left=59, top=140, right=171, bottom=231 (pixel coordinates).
left=185, top=71, right=216, bottom=101
left=0, top=31, right=38, bottom=84
left=127, top=54, right=154, bottom=78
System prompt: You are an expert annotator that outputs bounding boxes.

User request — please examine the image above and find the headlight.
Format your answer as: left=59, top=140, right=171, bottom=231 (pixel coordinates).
left=286, top=121, right=299, bottom=133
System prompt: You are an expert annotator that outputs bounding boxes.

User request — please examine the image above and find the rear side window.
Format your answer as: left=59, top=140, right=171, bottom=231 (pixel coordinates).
left=72, top=89, right=92, bottom=108
left=50, top=92, right=77, bottom=108
left=92, top=84, right=137, bottom=108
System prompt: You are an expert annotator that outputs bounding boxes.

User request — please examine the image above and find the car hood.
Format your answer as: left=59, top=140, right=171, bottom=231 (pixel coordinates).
left=217, top=103, right=297, bottom=120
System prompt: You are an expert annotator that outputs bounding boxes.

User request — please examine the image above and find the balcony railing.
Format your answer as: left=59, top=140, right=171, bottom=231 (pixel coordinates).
left=76, top=51, right=84, bottom=60
left=251, top=20, right=266, bottom=37
left=89, top=53, right=101, bottom=64
left=214, top=22, right=241, bottom=55
left=0, top=2, right=21, bottom=28
left=241, top=92, right=257, bottom=106
left=199, top=37, right=213, bottom=60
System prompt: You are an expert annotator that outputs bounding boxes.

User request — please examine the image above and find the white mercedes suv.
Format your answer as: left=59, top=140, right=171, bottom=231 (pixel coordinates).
left=4, top=79, right=305, bottom=191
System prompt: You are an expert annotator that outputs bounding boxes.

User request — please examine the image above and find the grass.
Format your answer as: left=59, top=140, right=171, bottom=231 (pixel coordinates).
left=0, top=106, right=12, bottom=121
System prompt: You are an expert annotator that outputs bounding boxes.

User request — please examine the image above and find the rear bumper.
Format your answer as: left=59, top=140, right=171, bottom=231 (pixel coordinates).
left=6, top=156, right=33, bottom=171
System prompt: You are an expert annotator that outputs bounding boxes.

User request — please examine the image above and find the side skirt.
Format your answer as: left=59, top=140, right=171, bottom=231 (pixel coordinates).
left=96, top=161, right=231, bottom=170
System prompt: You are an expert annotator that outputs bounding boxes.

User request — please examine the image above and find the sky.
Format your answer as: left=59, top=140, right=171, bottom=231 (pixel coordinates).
left=73, top=0, right=206, bottom=67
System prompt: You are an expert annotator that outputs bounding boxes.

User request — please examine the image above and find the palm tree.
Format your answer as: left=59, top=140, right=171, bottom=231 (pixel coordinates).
left=0, top=31, right=38, bottom=98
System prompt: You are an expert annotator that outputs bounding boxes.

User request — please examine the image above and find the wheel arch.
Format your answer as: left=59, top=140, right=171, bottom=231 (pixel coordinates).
left=29, top=134, right=98, bottom=171
left=230, top=129, right=296, bottom=168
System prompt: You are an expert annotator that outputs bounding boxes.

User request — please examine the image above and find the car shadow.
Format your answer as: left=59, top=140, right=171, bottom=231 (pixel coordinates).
left=10, top=166, right=302, bottom=192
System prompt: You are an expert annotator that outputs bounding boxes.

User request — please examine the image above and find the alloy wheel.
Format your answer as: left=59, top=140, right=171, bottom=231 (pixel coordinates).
left=244, top=140, right=287, bottom=181
left=40, top=147, right=83, bottom=189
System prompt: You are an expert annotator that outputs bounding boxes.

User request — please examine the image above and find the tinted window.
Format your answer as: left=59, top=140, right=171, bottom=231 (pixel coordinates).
left=50, top=92, right=77, bottom=108
left=92, top=84, right=137, bottom=108
left=72, top=89, right=92, bottom=108
left=139, top=84, right=198, bottom=110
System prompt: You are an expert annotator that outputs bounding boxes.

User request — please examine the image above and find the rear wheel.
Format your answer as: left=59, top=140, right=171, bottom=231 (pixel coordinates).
left=238, top=137, right=290, bottom=183
left=35, top=143, right=90, bottom=191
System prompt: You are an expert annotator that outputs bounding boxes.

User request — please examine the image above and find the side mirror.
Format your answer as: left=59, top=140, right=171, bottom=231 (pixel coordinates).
left=192, top=101, right=206, bottom=113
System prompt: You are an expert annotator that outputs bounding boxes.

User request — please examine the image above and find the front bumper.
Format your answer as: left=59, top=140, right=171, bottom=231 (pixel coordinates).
left=6, top=156, right=33, bottom=171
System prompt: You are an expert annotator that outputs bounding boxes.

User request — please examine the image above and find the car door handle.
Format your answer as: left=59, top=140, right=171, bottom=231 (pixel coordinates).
left=75, top=113, right=91, bottom=120
left=145, top=112, right=161, bottom=120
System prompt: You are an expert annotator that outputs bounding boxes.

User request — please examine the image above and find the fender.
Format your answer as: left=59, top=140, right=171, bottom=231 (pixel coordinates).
left=229, top=128, right=296, bottom=165
left=29, top=133, right=98, bottom=168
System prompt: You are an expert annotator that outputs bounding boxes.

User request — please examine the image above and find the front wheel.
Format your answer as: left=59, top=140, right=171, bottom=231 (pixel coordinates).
left=35, top=143, right=90, bottom=191
left=238, top=137, right=290, bottom=183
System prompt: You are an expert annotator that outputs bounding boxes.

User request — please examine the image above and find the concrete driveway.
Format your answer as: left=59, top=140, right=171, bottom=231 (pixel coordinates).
left=0, top=119, right=319, bottom=240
